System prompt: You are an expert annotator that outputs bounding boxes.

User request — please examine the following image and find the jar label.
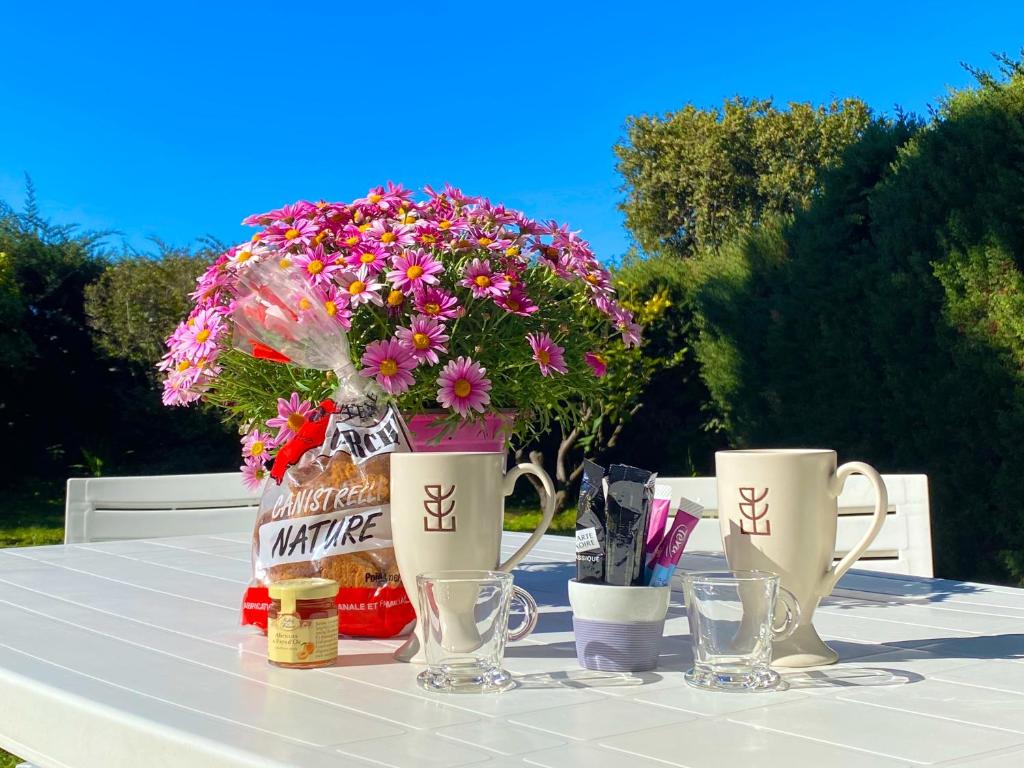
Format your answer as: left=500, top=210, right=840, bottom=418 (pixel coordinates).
left=268, top=613, right=338, bottom=665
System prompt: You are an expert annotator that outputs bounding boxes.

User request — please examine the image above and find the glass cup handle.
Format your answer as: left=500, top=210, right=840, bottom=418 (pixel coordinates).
left=507, top=585, right=539, bottom=642
left=772, top=586, right=802, bottom=641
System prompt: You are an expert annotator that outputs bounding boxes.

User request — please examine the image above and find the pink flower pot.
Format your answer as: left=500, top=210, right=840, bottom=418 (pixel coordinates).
left=406, top=412, right=515, bottom=453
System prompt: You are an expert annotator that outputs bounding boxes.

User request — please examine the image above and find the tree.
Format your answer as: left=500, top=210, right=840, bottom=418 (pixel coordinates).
left=615, top=96, right=873, bottom=260
left=84, top=244, right=214, bottom=371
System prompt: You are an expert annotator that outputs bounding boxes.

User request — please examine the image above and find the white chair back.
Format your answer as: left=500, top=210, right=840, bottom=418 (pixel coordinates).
left=659, top=474, right=932, bottom=577
left=65, top=472, right=260, bottom=544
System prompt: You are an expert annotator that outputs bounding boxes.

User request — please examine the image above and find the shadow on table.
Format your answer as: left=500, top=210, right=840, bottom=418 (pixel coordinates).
left=830, top=577, right=984, bottom=605
left=514, top=562, right=574, bottom=604
left=853, top=634, right=1024, bottom=661
left=782, top=666, right=925, bottom=690
left=512, top=669, right=664, bottom=691
left=507, top=632, right=694, bottom=671
left=534, top=608, right=574, bottom=634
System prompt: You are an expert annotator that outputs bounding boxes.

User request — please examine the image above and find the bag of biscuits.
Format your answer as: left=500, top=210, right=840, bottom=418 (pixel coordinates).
left=234, top=261, right=416, bottom=637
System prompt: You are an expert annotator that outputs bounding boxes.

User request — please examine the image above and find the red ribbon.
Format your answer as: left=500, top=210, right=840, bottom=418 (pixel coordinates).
left=249, top=340, right=291, bottom=364
left=270, top=399, right=339, bottom=483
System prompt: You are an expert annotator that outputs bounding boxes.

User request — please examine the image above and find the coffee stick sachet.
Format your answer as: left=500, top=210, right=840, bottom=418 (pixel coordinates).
left=604, top=464, right=656, bottom=586
left=575, top=460, right=608, bottom=583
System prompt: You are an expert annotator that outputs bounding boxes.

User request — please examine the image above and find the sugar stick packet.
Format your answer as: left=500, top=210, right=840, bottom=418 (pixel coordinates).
left=648, top=497, right=703, bottom=587
left=644, top=483, right=673, bottom=578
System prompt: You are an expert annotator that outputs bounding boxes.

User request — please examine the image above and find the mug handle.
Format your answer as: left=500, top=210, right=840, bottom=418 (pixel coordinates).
left=507, top=585, right=539, bottom=641
left=820, top=461, right=889, bottom=595
left=772, top=586, right=802, bottom=641
left=497, top=463, right=556, bottom=572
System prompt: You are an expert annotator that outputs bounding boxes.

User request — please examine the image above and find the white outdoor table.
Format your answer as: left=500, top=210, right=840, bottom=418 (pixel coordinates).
left=1, top=533, right=1023, bottom=768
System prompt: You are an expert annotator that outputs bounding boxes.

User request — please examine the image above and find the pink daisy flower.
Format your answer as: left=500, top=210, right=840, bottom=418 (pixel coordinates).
left=339, top=272, right=385, bottom=307
left=592, top=293, right=617, bottom=317
left=159, top=352, right=220, bottom=406
left=385, top=288, right=407, bottom=316
left=433, top=214, right=466, bottom=235
left=266, top=393, right=314, bottom=440
left=621, top=320, right=642, bottom=349
left=313, top=200, right=350, bottom=227
left=318, top=285, right=353, bottom=329
left=610, top=306, right=642, bottom=348
left=395, top=206, right=419, bottom=226
left=415, top=286, right=459, bottom=320
left=241, top=429, right=275, bottom=461
left=514, top=210, right=541, bottom=235
left=367, top=219, right=415, bottom=248
left=344, top=244, right=388, bottom=276
left=527, top=332, right=568, bottom=376
left=157, top=353, right=211, bottom=379
left=477, top=201, right=520, bottom=227
left=396, top=314, right=449, bottom=365
left=495, top=286, right=539, bottom=317
left=359, top=338, right=417, bottom=395
left=293, top=245, right=343, bottom=284
left=161, top=373, right=203, bottom=406
left=466, top=227, right=512, bottom=252
left=179, top=308, right=225, bottom=362
left=240, top=459, right=270, bottom=491
left=437, top=356, right=491, bottom=416
left=241, top=201, right=315, bottom=228
left=190, top=262, right=230, bottom=306
left=579, top=266, right=613, bottom=292
left=264, top=217, right=318, bottom=250
left=338, top=223, right=364, bottom=250
left=227, top=243, right=259, bottom=269
left=461, top=258, right=510, bottom=299
left=387, top=249, right=444, bottom=292
left=413, top=223, right=445, bottom=249
left=585, top=352, right=608, bottom=377
left=356, top=182, right=412, bottom=213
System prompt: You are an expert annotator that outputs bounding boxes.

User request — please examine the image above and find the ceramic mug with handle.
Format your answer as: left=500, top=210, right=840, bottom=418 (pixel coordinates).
left=390, top=451, right=555, bottom=663
left=715, top=449, right=887, bottom=667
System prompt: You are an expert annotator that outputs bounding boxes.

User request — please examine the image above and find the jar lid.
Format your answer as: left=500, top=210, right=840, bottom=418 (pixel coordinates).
left=269, top=578, right=340, bottom=601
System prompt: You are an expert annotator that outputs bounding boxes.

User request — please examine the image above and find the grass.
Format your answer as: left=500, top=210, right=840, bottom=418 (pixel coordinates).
left=1, top=481, right=65, bottom=549
left=0, top=485, right=572, bottom=765
left=504, top=504, right=575, bottom=536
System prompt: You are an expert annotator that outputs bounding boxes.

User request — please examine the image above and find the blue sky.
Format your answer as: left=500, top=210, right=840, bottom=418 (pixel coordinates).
left=2, top=2, right=1023, bottom=261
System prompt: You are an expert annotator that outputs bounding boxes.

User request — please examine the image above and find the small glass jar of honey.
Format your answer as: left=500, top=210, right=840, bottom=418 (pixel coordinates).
left=267, top=578, right=340, bottom=669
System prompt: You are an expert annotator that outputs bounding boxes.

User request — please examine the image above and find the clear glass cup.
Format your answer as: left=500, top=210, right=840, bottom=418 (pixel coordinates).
left=416, top=570, right=538, bottom=693
left=680, top=570, right=800, bottom=692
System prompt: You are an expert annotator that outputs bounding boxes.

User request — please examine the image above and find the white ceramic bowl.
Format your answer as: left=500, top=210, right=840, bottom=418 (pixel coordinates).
left=567, top=578, right=671, bottom=622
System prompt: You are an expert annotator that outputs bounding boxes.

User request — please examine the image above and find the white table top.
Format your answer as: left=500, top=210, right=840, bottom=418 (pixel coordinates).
left=1, top=532, right=1023, bottom=768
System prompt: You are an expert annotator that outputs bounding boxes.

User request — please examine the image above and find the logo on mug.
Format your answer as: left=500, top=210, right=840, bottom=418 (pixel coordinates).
left=423, top=484, right=457, bottom=532
left=738, top=487, right=771, bottom=535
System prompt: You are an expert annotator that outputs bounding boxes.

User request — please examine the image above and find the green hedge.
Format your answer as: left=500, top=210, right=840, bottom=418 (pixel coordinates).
left=689, top=69, right=1024, bottom=584
left=0, top=208, right=236, bottom=483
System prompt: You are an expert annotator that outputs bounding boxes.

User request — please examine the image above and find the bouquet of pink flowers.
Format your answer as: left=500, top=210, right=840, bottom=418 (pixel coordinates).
left=160, top=183, right=639, bottom=488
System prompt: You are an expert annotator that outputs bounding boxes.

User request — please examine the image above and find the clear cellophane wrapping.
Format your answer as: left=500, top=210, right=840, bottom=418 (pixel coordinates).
left=235, top=260, right=415, bottom=637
